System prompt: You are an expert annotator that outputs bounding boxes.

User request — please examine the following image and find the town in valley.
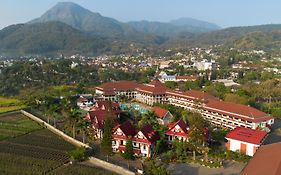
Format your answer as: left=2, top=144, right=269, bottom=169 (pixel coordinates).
left=0, top=1, right=281, bottom=175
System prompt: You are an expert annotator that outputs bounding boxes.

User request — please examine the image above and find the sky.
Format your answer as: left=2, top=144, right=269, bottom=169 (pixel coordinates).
left=0, top=0, right=281, bottom=29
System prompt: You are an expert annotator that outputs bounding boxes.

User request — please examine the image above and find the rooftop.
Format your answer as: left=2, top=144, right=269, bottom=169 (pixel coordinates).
left=241, top=142, right=281, bottom=175
left=226, top=127, right=267, bottom=145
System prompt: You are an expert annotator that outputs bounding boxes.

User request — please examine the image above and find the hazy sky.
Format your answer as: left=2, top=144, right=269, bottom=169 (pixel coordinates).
left=1, top=0, right=281, bottom=29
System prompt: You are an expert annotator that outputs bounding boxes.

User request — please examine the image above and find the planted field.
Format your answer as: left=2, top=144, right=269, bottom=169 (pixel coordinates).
left=0, top=97, right=26, bottom=113
left=0, top=112, right=42, bottom=140
left=51, top=164, right=118, bottom=175
left=0, top=112, right=116, bottom=175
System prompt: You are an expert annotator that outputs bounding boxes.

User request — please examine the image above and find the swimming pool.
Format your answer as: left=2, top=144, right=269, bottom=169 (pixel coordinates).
left=120, top=103, right=149, bottom=114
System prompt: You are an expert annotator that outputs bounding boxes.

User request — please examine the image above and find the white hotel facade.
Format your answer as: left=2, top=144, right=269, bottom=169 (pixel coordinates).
left=95, top=80, right=274, bottom=130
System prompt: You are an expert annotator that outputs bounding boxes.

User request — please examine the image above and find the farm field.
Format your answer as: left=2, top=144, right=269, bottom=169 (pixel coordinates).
left=0, top=112, right=117, bottom=175
left=0, top=112, right=42, bottom=140
left=0, top=97, right=26, bottom=113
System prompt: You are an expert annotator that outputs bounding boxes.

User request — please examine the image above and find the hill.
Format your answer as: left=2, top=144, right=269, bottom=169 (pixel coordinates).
left=0, top=22, right=108, bottom=55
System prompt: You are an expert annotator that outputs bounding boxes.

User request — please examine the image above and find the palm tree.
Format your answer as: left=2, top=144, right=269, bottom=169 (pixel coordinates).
left=78, top=119, right=91, bottom=143
left=66, top=108, right=82, bottom=139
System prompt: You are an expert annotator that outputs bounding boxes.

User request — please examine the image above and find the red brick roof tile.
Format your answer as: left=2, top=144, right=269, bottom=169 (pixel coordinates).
left=226, top=127, right=267, bottom=145
left=204, top=100, right=273, bottom=122
left=153, top=106, right=169, bottom=119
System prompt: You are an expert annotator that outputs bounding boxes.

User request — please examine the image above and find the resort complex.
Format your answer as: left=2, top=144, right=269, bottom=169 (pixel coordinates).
left=95, top=79, right=274, bottom=131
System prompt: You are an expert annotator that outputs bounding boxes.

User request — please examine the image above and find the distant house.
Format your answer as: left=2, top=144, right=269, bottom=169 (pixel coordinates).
left=166, top=119, right=189, bottom=143
left=241, top=142, right=281, bottom=175
left=152, top=106, right=173, bottom=125
left=225, top=127, right=267, bottom=156
left=77, top=94, right=94, bottom=109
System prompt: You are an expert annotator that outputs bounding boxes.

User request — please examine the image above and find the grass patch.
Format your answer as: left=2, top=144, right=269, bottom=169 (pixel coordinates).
left=0, top=113, right=41, bottom=140
left=0, top=97, right=26, bottom=113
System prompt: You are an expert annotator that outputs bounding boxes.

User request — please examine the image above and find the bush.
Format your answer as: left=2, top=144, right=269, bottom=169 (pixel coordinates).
left=69, top=147, right=87, bottom=161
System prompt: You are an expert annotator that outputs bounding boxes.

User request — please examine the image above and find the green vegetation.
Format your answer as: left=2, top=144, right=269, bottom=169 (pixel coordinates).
left=69, top=147, right=87, bottom=161
left=0, top=97, right=26, bottom=113
left=51, top=164, right=118, bottom=175
left=101, top=113, right=114, bottom=155
left=0, top=112, right=41, bottom=140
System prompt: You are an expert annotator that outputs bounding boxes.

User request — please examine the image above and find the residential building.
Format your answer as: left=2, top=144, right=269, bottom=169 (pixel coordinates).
left=135, top=80, right=167, bottom=106
left=194, top=59, right=218, bottom=71
left=202, top=100, right=274, bottom=130
left=152, top=106, right=173, bottom=125
left=85, top=101, right=122, bottom=139
left=112, top=121, right=136, bottom=153
left=112, top=121, right=160, bottom=157
left=166, top=89, right=216, bottom=111
left=95, top=80, right=274, bottom=131
left=225, top=127, right=267, bottom=156
left=241, top=142, right=281, bottom=175
left=95, top=80, right=139, bottom=101
left=133, top=125, right=160, bottom=157
left=166, top=119, right=189, bottom=143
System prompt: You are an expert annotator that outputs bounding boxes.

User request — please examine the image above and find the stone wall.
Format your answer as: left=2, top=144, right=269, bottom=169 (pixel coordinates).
left=20, top=110, right=90, bottom=148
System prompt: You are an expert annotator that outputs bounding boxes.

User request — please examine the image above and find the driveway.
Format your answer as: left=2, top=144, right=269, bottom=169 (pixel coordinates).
left=263, top=119, right=281, bottom=145
left=168, top=161, right=246, bottom=175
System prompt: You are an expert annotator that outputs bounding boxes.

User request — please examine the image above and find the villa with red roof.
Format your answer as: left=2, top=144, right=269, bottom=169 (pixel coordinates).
left=112, top=122, right=160, bottom=157
left=133, top=125, right=160, bottom=157
left=202, top=100, right=274, bottom=130
left=112, top=121, right=136, bottom=153
left=135, top=79, right=167, bottom=106
left=225, top=127, right=268, bottom=156
left=166, top=119, right=190, bottom=143
left=152, top=106, right=173, bottom=125
left=85, top=101, right=122, bottom=139
left=95, top=80, right=139, bottom=101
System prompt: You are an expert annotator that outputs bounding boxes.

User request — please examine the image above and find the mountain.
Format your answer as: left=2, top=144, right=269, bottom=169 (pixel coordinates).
left=165, top=24, right=281, bottom=50
left=169, top=17, right=221, bottom=32
left=0, top=22, right=108, bottom=55
left=127, top=18, right=220, bottom=36
left=29, top=2, right=146, bottom=39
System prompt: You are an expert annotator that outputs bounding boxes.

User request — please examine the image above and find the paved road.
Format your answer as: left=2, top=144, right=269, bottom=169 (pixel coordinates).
left=263, top=119, right=281, bottom=145
left=169, top=161, right=245, bottom=175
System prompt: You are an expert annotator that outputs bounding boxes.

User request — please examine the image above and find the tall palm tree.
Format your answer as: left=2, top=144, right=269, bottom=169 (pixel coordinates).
left=66, top=108, right=82, bottom=139
left=77, top=119, right=91, bottom=143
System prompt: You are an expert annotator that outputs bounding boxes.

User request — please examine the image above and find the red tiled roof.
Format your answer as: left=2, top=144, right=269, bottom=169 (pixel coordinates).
left=153, top=106, right=169, bottom=119
left=96, top=81, right=139, bottom=91
left=136, top=80, right=167, bottom=95
left=135, top=125, right=160, bottom=144
left=226, top=127, right=267, bottom=145
left=88, top=109, right=117, bottom=129
left=204, top=100, right=273, bottom=122
left=113, top=121, right=136, bottom=138
left=166, top=119, right=189, bottom=136
left=166, top=89, right=216, bottom=101
left=241, top=142, right=281, bottom=175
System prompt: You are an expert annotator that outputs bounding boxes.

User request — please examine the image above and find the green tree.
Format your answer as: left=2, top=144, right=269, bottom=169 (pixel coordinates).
left=101, top=113, right=114, bottom=155
left=123, top=138, right=134, bottom=160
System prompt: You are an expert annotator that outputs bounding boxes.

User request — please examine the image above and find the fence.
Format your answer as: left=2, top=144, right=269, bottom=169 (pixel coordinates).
left=20, top=110, right=90, bottom=148
left=20, top=110, right=136, bottom=175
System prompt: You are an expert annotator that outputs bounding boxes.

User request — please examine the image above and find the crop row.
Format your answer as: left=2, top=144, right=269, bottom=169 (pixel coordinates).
left=0, top=153, right=61, bottom=175
left=9, top=129, right=75, bottom=151
left=0, top=142, right=70, bottom=163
